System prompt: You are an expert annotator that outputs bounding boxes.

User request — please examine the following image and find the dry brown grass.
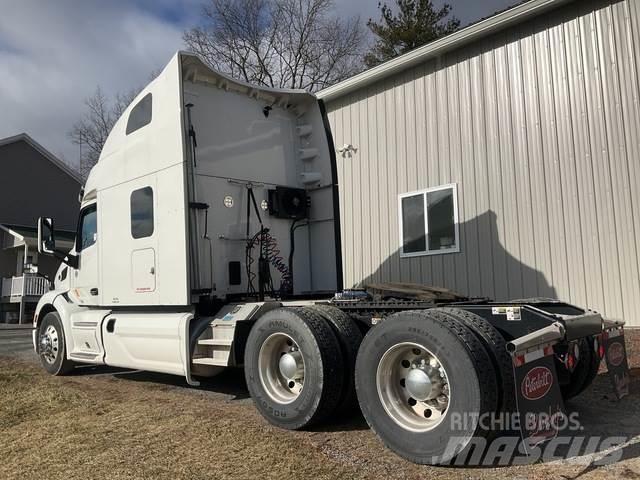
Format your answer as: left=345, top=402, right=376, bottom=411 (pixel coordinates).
left=0, top=358, right=365, bottom=479
left=1, top=356, right=640, bottom=480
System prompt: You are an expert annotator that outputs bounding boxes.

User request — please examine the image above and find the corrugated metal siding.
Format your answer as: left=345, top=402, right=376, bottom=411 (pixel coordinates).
left=325, top=0, right=640, bottom=325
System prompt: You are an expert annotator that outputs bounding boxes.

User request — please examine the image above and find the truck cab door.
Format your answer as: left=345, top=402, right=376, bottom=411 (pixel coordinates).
left=70, top=203, right=100, bottom=305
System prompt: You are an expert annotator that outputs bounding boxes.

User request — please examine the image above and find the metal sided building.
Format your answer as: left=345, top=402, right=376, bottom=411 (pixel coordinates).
left=318, top=0, right=640, bottom=326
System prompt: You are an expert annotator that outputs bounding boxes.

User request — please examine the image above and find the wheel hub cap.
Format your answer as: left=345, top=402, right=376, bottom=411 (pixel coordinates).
left=279, top=351, right=303, bottom=380
left=258, top=333, right=306, bottom=404
left=406, top=368, right=434, bottom=401
left=39, top=335, right=51, bottom=352
left=39, top=325, right=59, bottom=364
left=376, top=342, right=450, bottom=433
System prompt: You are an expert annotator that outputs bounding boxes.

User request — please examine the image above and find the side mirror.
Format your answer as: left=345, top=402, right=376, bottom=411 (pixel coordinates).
left=38, top=217, right=56, bottom=254
left=37, top=217, right=78, bottom=268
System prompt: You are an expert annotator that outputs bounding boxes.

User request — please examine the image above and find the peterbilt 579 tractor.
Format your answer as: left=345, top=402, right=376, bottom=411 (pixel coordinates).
left=34, top=52, right=629, bottom=465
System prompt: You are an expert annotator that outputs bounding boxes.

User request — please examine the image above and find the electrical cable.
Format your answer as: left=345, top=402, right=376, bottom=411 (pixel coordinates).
left=246, top=229, right=292, bottom=297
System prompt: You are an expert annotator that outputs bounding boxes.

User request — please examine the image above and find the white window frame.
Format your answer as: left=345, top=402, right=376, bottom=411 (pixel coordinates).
left=398, top=183, right=460, bottom=258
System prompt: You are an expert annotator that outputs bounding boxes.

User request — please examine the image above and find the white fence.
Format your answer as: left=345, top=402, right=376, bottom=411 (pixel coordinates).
left=1, top=274, right=50, bottom=299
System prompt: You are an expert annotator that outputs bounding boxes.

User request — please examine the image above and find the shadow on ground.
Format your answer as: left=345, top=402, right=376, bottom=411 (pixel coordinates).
left=69, top=362, right=371, bottom=431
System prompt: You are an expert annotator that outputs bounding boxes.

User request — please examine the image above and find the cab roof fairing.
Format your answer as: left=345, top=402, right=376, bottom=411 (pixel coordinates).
left=84, top=51, right=319, bottom=196
left=179, top=51, right=318, bottom=115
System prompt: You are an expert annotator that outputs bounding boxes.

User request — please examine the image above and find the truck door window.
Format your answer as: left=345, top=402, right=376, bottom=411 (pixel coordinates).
left=77, top=205, right=97, bottom=252
left=131, top=187, right=154, bottom=239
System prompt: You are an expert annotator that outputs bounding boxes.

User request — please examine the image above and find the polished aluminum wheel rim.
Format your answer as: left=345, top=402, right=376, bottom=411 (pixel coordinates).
left=258, top=333, right=305, bottom=404
left=39, top=324, right=59, bottom=364
left=376, top=342, right=450, bottom=432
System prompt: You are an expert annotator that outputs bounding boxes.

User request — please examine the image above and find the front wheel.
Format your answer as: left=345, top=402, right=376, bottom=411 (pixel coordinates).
left=37, top=311, right=74, bottom=375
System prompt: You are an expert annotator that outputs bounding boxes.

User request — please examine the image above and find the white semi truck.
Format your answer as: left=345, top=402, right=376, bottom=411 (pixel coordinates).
left=33, top=52, right=629, bottom=465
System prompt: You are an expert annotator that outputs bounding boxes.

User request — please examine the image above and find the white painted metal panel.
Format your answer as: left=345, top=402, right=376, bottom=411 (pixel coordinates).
left=132, top=248, right=156, bottom=293
left=101, top=312, right=191, bottom=376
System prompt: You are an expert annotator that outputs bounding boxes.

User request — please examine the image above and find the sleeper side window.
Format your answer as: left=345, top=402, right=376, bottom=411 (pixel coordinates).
left=131, top=187, right=154, bottom=239
left=126, top=93, right=152, bottom=135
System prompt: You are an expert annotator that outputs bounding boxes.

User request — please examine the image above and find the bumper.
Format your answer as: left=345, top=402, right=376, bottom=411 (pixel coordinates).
left=507, top=310, right=621, bottom=356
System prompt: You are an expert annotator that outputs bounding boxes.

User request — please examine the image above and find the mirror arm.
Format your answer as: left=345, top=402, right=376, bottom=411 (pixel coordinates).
left=52, top=250, right=78, bottom=269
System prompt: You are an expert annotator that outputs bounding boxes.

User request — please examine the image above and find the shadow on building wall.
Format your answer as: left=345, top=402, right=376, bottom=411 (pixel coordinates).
left=356, top=210, right=558, bottom=302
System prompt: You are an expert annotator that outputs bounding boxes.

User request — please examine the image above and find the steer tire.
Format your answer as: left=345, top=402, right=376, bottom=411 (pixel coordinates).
left=37, top=312, right=75, bottom=376
left=306, top=305, right=363, bottom=415
left=436, top=307, right=516, bottom=416
left=355, top=309, right=499, bottom=465
left=244, top=307, right=344, bottom=430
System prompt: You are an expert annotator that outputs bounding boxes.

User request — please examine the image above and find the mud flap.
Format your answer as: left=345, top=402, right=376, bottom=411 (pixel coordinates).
left=512, top=345, right=567, bottom=453
left=601, top=326, right=630, bottom=400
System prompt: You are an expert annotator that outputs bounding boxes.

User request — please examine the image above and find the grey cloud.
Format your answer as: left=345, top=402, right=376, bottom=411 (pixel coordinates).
left=0, top=0, right=519, bottom=170
left=0, top=0, right=188, bottom=168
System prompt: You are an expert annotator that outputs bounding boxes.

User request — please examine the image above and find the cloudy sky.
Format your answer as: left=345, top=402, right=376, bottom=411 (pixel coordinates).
left=0, top=0, right=516, bottom=169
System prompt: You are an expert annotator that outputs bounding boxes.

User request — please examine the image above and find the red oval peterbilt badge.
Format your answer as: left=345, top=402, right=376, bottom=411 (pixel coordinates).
left=608, top=342, right=625, bottom=367
left=521, top=366, right=553, bottom=400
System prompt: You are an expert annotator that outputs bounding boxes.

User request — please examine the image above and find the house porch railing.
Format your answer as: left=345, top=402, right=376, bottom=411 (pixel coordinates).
left=1, top=274, right=50, bottom=299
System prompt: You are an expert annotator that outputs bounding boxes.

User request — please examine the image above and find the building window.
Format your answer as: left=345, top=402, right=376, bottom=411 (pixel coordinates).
left=78, top=205, right=98, bottom=252
left=126, top=93, right=152, bottom=135
left=130, top=187, right=154, bottom=239
left=399, top=184, right=459, bottom=257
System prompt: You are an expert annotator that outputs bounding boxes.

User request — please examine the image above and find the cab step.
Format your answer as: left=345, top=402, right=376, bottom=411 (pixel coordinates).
left=197, top=338, right=233, bottom=347
left=192, top=357, right=228, bottom=367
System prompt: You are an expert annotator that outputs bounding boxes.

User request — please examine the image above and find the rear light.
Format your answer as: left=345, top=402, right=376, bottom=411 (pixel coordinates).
left=595, top=335, right=605, bottom=359
left=557, top=344, right=579, bottom=372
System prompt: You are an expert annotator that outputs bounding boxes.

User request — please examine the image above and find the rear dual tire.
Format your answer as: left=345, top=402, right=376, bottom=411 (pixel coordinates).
left=306, top=305, right=363, bottom=414
left=244, top=306, right=358, bottom=430
left=437, top=307, right=516, bottom=416
left=355, top=309, right=499, bottom=465
left=561, top=337, right=601, bottom=401
left=246, top=306, right=507, bottom=464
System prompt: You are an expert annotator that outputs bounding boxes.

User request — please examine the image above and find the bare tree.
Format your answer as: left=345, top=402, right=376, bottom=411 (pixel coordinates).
left=69, top=85, right=144, bottom=179
left=183, top=0, right=366, bottom=92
